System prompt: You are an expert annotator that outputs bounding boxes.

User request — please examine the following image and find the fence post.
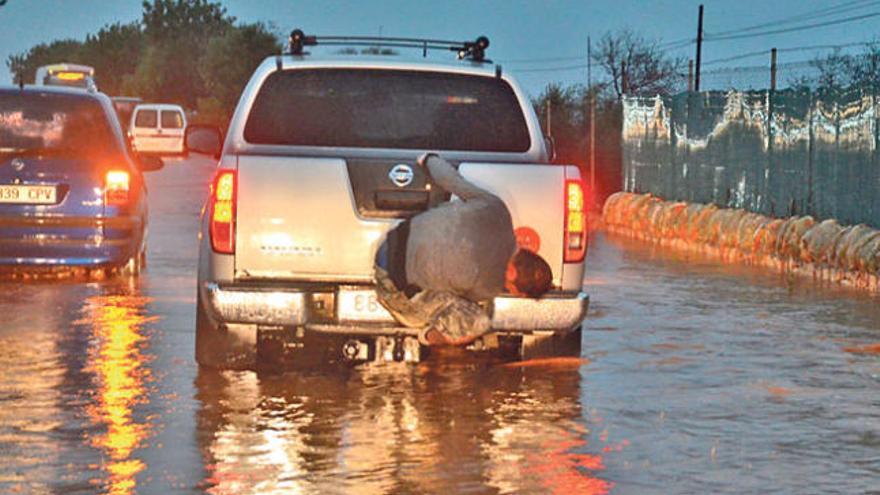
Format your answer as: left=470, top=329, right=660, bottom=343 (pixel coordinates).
left=688, top=60, right=694, bottom=92
left=807, top=91, right=815, bottom=217
left=873, top=86, right=879, bottom=226
left=767, top=88, right=776, bottom=215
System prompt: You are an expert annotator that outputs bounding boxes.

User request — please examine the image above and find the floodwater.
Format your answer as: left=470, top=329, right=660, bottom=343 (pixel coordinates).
left=1, top=157, right=878, bottom=494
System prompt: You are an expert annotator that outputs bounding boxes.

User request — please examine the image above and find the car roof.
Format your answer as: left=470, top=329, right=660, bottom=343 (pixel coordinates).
left=133, top=103, right=184, bottom=111
left=39, top=63, right=95, bottom=74
left=0, top=84, right=106, bottom=99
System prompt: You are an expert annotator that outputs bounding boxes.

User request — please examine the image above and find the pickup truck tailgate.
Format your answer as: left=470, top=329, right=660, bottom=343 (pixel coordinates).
left=235, top=156, right=567, bottom=285
left=460, top=163, right=565, bottom=286
left=235, top=155, right=393, bottom=281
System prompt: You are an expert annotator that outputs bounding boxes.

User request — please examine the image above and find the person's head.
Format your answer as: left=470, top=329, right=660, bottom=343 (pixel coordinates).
left=505, top=249, right=552, bottom=298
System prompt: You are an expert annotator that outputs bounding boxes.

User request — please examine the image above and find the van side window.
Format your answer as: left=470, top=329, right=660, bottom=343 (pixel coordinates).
left=135, top=109, right=158, bottom=128
left=161, top=110, right=183, bottom=129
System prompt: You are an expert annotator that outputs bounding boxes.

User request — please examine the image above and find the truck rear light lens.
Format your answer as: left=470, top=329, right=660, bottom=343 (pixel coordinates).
left=210, top=170, right=236, bottom=254
left=104, top=170, right=130, bottom=205
left=564, top=179, right=586, bottom=262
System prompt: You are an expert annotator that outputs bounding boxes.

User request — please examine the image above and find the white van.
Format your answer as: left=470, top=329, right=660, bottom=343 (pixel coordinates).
left=130, top=104, right=187, bottom=155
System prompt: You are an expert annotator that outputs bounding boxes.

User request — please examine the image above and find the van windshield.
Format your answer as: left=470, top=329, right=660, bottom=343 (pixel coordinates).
left=243, top=69, right=531, bottom=152
left=0, top=93, right=119, bottom=158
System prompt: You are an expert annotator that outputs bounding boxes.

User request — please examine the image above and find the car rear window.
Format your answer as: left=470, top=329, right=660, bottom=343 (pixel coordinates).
left=161, top=110, right=183, bottom=129
left=243, top=69, right=531, bottom=152
left=0, top=93, right=119, bottom=157
left=134, top=109, right=157, bottom=128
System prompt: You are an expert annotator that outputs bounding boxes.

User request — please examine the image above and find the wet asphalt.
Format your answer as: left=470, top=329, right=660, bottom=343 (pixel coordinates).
left=0, top=155, right=878, bottom=494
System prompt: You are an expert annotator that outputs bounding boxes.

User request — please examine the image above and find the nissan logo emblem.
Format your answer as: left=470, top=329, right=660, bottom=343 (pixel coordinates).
left=388, top=164, right=414, bottom=188
left=11, top=158, right=25, bottom=172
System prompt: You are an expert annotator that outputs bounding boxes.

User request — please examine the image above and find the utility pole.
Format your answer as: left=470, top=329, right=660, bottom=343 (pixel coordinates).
left=695, top=4, right=704, bottom=92
left=770, top=48, right=777, bottom=91
left=588, top=36, right=596, bottom=206
left=545, top=100, right=552, bottom=137
left=587, top=35, right=592, bottom=90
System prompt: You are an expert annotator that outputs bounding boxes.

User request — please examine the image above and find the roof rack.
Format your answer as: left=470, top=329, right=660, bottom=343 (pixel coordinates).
left=284, top=29, right=491, bottom=62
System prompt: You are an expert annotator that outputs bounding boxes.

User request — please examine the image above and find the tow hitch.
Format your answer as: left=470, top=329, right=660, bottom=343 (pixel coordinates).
left=257, top=326, right=424, bottom=368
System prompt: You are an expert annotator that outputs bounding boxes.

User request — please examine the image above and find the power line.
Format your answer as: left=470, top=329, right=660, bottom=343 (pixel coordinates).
left=705, top=11, right=880, bottom=42
left=657, top=37, right=695, bottom=50
left=704, top=40, right=878, bottom=66
left=699, top=60, right=815, bottom=75
left=503, top=33, right=696, bottom=67
left=498, top=54, right=587, bottom=64
left=514, top=63, right=589, bottom=73
left=707, top=0, right=880, bottom=38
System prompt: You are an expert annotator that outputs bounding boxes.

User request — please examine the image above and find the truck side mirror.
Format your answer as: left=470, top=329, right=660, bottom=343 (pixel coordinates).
left=185, top=125, right=223, bottom=158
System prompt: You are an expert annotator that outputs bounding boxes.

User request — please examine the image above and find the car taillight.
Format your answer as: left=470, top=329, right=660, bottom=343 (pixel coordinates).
left=104, top=170, right=130, bottom=205
left=564, top=179, right=586, bottom=263
left=210, top=170, right=236, bottom=254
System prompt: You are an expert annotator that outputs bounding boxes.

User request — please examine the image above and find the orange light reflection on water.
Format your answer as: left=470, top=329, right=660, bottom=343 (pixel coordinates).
left=81, top=295, right=155, bottom=495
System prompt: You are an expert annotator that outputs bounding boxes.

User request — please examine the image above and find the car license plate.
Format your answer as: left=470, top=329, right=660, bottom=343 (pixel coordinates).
left=337, top=288, right=396, bottom=323
left=0, top=185, right=57, bottom=204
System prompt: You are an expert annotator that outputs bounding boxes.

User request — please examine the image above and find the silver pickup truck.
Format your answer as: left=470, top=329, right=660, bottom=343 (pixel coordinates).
left=186, top=33, right=589, bottom=369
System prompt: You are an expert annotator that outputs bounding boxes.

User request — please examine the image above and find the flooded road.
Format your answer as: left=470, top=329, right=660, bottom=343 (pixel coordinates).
left=1, top=157, right=878, bottom=494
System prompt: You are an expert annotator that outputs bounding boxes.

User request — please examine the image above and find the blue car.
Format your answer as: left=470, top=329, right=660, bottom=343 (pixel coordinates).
left=0, top=86, right=163, bottom=275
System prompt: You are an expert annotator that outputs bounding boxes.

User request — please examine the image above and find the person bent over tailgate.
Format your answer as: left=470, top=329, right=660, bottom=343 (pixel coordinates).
left=374, top=152, right=552, bottom=346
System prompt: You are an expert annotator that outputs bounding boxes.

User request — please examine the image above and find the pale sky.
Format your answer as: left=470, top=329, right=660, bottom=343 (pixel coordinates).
left=1, top=0, right=878, bottom=96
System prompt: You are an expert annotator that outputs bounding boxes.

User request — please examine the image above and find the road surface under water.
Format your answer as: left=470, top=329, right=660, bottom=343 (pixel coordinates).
left=0, top=157, right=878, bottom=494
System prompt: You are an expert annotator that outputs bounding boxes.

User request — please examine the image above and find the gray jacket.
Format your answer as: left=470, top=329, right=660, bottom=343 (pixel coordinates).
left=405, top=155, right=517, bottom=302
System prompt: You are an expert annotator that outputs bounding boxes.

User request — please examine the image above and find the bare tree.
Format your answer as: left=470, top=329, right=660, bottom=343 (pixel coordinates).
left=798, top=42, right=880, bottom=93
left=849, top=41, right=880, bottom=90
left=592, top=29, right=685, bottom=99
left=810, top=48, right=853, bottom=92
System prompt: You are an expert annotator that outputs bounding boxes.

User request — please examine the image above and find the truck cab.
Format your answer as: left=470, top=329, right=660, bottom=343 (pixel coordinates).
left=190, top=32, right=589, bottom=368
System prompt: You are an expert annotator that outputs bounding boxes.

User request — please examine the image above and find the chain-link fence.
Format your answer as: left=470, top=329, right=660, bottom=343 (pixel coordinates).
left=622, top=86, right=880, bottom=227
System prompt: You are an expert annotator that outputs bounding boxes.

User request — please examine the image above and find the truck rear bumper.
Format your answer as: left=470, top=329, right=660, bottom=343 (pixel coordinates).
left=203, top=282, right=589, bottom=334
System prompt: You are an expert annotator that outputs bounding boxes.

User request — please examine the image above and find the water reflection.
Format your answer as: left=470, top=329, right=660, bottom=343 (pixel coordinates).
left=196, top=359, right=609, bottom=495
left=0, top=280, right=154, bottom=494
left=81, top=291, right=154, bottom=495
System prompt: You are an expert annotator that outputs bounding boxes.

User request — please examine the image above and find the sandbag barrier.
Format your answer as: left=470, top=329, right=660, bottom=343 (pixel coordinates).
left=602, top=192, right=880, bottom=294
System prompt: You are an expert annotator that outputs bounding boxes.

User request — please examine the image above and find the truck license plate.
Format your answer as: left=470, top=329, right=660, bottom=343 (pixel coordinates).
left=0, top=185, right=57, bottom=204
left=337, top=288, right=395, bottom=323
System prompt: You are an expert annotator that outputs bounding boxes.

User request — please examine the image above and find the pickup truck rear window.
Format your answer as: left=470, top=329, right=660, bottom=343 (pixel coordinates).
left=244, top=69, right=531, bottom=152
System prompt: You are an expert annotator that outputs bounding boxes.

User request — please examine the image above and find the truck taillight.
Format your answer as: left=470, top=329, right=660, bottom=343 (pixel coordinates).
left=104, top=170, right=130, bottom=205
left=564, top=179, right=586, bottom=263
left=210, top=170, right=236, bottom=254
